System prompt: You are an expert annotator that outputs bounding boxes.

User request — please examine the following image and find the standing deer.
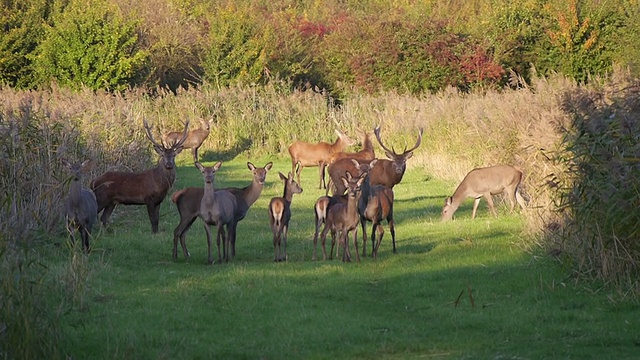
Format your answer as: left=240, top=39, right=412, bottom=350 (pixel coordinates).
left=62, top=159, right=98, bottom=253
left=195, top=161, right=237, bottom=264
left=171, top=162, right=272, bottom=261
left=91, top=120, right=188, bottom=233
left=327, top=126, right=423, bottom=195
left=268, top=172, right=303, bottom=262
left=319, top=171, right=366, bottom=262
left=441, top=165, right=526, bottom=221
left=164, top=118, right=212, bottom=163
left=329, top=129, right=375, bottom=164
left=288, top=129, right=354, bottom=189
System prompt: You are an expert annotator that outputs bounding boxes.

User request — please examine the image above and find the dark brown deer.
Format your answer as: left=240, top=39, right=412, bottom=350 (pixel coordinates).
left=194, top=161, right=237, bottom=264
left=327, top=126, right=423, bottom=195
left=62, top=159, right=98, bottom=253
left=319, top=171, right=365, bottom=262
left=288, top=129, right=354, bottom=189
left=164, top=118, right=212, bottom=163
left=171, top=162, right=272, bottom=260
left=268, top=172, right=303, bottom=262
left=441, top=165, right=526, bottom=221
left=91, top=120, right=188, bottom=233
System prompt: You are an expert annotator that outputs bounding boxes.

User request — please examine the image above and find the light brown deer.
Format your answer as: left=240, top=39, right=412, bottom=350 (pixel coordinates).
left=194, top=161, right=237, bottom=264
left=91, top=120, right=189, bottom=233
left=319, top=171, right=366, bottom=262
left=62, top=159, right=98, bottom=253
left=268, top=172, right=303, bottom=262
left=288, top=129, right=354, bottom=189
left=171, top=162, right=272, bottom=261
left=441, top=165, right=526, bottom=221
left=164, top=118, right=212, bottom=163
left=329, top=129, right=375, bottom=164
left=327, top=126, right=423, bottom=195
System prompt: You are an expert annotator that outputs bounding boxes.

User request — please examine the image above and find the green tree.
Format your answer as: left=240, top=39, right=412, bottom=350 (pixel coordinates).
left=30, top=0, right=147, bottom=91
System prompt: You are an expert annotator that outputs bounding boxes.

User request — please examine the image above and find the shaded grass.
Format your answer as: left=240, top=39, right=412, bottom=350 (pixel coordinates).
left=45, top=157, right=640, bottom=359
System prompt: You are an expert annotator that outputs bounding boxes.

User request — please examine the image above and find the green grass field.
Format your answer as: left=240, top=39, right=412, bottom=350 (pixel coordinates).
left=51, top=156, right=640, bottom=359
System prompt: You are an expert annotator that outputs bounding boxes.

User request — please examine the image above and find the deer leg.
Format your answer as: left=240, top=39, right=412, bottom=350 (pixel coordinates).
left=100, top=204, right=116, bottom=227
left=173, top=215, right=196, bottom=260
left=484, top=194, right=497, bottom=217
left=352, top=229, right=360, bottom=263
left=282, top=224, right=288, bottom=262
left=81, top=226, right=91, bottom=254
left=192, top=147, right=199, bottom=163
left=360, top=218, right=368, bottom=258
left=229, top=222, right=238, bottom=259
left=516, top=190, right=526, bottom=211
left=471, top=197, right=482, bottom=219
left=312, top=215, right=323, bottom=261
left=389, top=216, right=397, bottom=254
left=146, top=202, right=161, bottom=233
left=273, top=228, right=280, bottom=262
left=204, top=224, right=214, bottom=265
left=318, top=163, right=326, bottom=189
left=372, top=223, right=385, bottom=258
left=219, top=226, right=229, bottom=263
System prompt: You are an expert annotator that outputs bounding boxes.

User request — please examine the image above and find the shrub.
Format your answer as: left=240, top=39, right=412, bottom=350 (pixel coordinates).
left=30, top=0, right=148, bottom=91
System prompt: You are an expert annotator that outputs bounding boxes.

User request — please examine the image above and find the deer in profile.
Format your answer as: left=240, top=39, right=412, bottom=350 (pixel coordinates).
left=62, top=159, right=98, bottom=253
left=441, top=165, right=526, bottom=221
left=288, top=129, right=354, bottom=189
left=164, top=118, right=212, bottom=163
left=194, top=161, right=237, bottom=264
left=327, top=126, right=423, bottom=195
left=318, top=171, right=366, bottom=262
left=91, top=120, right=188, bottom=233
left=269, top=172, right=303, bottom=262
left=329, top=129, right=375, bottom=164
left=171, top=161, right=272, bottom=261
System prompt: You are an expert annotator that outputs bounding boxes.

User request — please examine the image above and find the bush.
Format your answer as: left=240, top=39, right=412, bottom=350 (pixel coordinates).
left=30, top=0, right=148, bottom=91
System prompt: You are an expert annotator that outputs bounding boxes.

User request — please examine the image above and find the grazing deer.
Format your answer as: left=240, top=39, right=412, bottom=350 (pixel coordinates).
left=194, top=161, right=237, bottom=264
left=319, top=171, right=366, bottom=262
left=164, top=118, right=212, bottom=163
left=441, top=165, right=526, bottom=221
left=62, top=159, right=98, bottom=253
left=288, top=129, right=354, bottom=189
left=91, top=120, right=188, bottom=233
left=268, top=172, right=303, bottom=262
left=327, top=126, right=423, bottom=195
left=171, top=162, right=272, bottom=261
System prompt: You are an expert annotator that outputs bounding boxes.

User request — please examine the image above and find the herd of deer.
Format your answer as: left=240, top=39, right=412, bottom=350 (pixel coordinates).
left=62, top=118, right=526, bottom=263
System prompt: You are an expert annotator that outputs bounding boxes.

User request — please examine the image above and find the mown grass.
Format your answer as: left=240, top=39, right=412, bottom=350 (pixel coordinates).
left=43, top=156, right=640, bottom=359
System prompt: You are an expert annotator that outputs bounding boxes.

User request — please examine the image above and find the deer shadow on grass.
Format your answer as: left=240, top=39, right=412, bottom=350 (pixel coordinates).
left=200, top=136, right=252, bottom=162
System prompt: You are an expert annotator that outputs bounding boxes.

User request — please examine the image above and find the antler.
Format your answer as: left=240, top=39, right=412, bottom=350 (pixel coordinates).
left=171, top=121, right=190, bottom=150
left=374, top=126, right=396, bottom=155
left=143, top=119, right=164, bottom=148
left=404, top=127, right=424, bottom=154
left=374, top=126, right=424, bottom=155
left=143, top=119, right=190, bottom=150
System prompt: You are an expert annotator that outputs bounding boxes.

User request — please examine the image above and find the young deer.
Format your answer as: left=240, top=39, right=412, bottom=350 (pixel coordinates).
left=195, top=161, right=237, bottom=264
left=91, top=120, right=188, bottom=233
left=441, top=165, right=526, bottom=221
left=288, top=129, right=354, bottom=189
left=62, top=159, right=98, bottom=253
left=268, top=172, right=303, bottom=262
left=171, top=162, right=272, bottom=261
left=319, top=171, right=366, bottom=262
left=164, top=118, right=212, bottom=163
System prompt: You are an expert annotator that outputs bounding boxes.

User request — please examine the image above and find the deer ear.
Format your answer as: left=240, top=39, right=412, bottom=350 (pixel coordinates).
left=153, top=144, right=165, bottom=155
left=445, top=197, right=452, bottom=206
left=385, top=151, right=395, bottom=159
left=247, top=162, right=256, bottom=171
left=369, top=159, right=378, bottom=167
left=341, top=176, right=349, bottom=188
left=213, top=161, right=222, bottom=171
left=404, top=152, right=414, bottom=160
left=279, top=172, right=287, bottom=181
left=351, top=158, right=360, bottom=168
left=265, top=162, right=273, bottom=171
left=195, top=162, right=204, bottom=172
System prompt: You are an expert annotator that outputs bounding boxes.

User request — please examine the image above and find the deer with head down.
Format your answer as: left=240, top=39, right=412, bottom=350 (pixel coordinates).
left=62, top=159, right=98, bottom=253
left=318, top=171, right=366, bottom=262
left=288, top=129, right=354, bottom=189
left=163, top=118, right=212, bottom=163
left=327, top=126, right=423, bottom=195
left=171, top=161, right=273, bottom=261
left=91, top=120, right=188, bottom=233
left=269, top=171, right=303, bottom=262
left=441, top=165, right=526, bottom=221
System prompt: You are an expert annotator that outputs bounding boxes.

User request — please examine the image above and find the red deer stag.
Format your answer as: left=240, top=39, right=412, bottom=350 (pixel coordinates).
left=91, top=120, right=188, bottom=233
left=268, top=172, right=303, bottom=262
left=194, top=161, right=237, bottom=264
left=327, top=126, right=423, bottom=195
left=62, top=159, right=98, bottom=253
left=164, top=118, right=212, bottom=163
left=288, top=129, right=354, bottom=189
left=319, top=171, right=366, bottom=262
left=171, top=162, right=272, bottom=261
left=441, top=165, right=526, bottom=221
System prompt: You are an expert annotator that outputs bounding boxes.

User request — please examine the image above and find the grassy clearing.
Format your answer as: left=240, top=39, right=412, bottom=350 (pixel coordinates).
left=44, top=157, right=639, bottom=359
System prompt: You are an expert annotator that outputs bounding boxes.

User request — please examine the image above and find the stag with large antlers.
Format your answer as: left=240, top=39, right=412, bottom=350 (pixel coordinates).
left=163, top=118, right=212, bottom=163
left=288, top=129, right=354, bottom=189
left=441, top=165, right=526, bottom=221
left=327, top=126, right=423, bottom=195
left=91, top=120, right=189, bottom=233
left=171, top=161, right=273, bottom=261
